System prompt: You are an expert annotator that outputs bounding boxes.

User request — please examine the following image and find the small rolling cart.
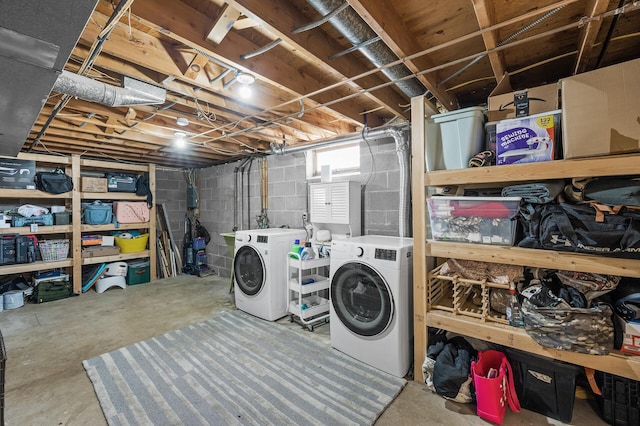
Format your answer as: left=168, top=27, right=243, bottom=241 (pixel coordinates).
left=287, top=253, right=330, bottom=331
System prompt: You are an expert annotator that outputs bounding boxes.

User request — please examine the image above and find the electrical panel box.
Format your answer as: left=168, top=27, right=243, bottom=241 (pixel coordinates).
left=187, top=186, right=198, bottom=209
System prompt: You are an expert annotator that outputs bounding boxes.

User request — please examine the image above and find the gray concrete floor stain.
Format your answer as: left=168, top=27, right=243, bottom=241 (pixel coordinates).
left=0, top=275, right=605, bottom=425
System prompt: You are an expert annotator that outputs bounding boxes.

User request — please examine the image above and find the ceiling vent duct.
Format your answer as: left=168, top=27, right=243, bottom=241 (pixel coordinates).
left=0, top=0, right=99, bottom=156
left=53, top=71, right=166, bottom=107
left=305, top=0, right=426, bottom=99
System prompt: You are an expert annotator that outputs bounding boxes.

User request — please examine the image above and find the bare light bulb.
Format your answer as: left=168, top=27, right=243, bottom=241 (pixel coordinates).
left=174, top=131, right=187, bottom=149
left=239, top=84, right=252, bottom=99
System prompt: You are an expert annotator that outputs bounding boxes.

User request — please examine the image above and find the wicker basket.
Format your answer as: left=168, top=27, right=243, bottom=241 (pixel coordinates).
left=428, top=264, right=510, bottom=325
left=39, top=239, right=70, bottom=261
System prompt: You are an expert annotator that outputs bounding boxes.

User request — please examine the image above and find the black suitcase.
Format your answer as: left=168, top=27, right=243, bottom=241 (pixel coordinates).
left=35, top=280, right=71, bottom=303
left=105, top=173, right=137, bottom=193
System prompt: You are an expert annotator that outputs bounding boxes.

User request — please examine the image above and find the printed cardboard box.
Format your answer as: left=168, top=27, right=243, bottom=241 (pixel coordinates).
left=0, top=159, right=35, bottom=189
left=496, top=110, right=561, bottom=165
left=487, top=73, right=559, bottom=121
left=615, top=315, right=640, bottom=356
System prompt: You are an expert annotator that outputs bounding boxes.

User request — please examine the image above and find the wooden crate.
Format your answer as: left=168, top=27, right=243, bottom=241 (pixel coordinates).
left=427, top=264, right=510, bottom=325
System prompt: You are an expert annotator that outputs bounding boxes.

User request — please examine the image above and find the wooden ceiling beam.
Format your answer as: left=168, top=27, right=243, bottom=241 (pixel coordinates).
left=574, top=0, right=610, bottom=74
left=126, top=0, right=385, bottom=127
left=471, top=0, right=509, bottom=87
left=38, top=100, right=272, bottom=153
left=68, top=48, right=342, bottom=144
left=229, top=0, right=411, bottom=120
left=206, top=3, right=242, bottom=45
left=76, top=16, right=354, bottom=140
left=31, top=124, right=233, bottom=164
left=346, top=0, right=459, bottom=110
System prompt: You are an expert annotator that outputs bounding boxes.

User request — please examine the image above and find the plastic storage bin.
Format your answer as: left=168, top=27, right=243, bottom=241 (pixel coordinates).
left=506, top=348, right=582, bottom=422
left=127, top=260, right=150, bottom=285
left=427, top=196, right=521, bottom=245
left=598, top=372, right=640, bottom=426
left=429, top=106, right=486, bottom=170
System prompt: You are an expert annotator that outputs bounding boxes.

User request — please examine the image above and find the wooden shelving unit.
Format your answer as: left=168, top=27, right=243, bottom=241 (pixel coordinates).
left=0, top=153, right=156, bottom=294
left=410, top=96, right=640, bottom=382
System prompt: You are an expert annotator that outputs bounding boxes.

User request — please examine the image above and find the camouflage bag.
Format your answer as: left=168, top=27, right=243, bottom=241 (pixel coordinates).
left=521, top=299, right=614, bottom=355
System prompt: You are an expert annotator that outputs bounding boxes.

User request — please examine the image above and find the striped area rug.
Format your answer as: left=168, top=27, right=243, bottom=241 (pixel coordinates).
left=83, top=309, right=406, bottom=425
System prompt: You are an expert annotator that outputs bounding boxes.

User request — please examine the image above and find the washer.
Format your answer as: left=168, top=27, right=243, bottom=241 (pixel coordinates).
left=233, top=228, right=307, bottom=321
left=329, top=236, right=413, bottom=377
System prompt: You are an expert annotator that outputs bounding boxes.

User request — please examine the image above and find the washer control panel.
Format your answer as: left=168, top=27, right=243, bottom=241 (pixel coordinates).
left=375, top=248, right=397, bottom=261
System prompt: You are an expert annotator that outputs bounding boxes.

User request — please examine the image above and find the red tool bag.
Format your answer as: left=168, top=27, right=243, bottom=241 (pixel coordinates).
left=113, top=201, right=150, bottom=223
left=471, top=350, right=520, bottom=424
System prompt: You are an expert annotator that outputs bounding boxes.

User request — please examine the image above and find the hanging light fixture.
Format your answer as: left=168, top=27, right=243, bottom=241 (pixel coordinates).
left=176, top=117, right=189, bottom=126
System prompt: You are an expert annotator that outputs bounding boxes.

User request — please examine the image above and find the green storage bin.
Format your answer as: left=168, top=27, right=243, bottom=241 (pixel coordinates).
left=127, top=260, right=150, bottom=285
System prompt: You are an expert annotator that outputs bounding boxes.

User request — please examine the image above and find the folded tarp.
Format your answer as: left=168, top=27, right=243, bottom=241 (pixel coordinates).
left=501, top=180, right=564, bottom=204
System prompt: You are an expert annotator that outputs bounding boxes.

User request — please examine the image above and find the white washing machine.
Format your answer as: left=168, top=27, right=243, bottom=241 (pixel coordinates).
left=234, top=228, right=307, bottom=321
left=329, top=236, right=413, bottom=377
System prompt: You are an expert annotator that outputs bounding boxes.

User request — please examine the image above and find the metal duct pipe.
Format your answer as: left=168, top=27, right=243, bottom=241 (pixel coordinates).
left=386, top=128, right=411, bottom=238
left=268, top=125, right=408, bottom=155
left=305, top=0, right=426, bottom=98
left=245, top=157, right=254, bottom=229
left=53, top=70, right=166, bottom=107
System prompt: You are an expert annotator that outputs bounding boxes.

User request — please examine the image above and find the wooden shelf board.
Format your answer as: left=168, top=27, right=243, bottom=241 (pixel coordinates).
left=80, top=159, right=148, bottom=172
left=1, top=225, right=72, bottom=235
left=425, top=154, right=640, bottom=186
left=426, top=241, right=640, bottom=278
left=426, top=311, right=640, bottom=381
left=0, top=188, right=72, bottom=199
left=81, top=251, right=150, bottom=265
left=0, top=259, right=73, bottom=274
left=81, top=223, right=150, bottom=232
left=81, top=192, right=146, bottom=200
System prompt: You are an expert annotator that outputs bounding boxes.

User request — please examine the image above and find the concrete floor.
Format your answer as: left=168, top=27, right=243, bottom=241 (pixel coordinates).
left=1, top=274, right=607, bottom=425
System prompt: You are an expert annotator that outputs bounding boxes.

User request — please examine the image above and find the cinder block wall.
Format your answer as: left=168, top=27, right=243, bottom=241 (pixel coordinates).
left=156, top=134, right=407, bottom=281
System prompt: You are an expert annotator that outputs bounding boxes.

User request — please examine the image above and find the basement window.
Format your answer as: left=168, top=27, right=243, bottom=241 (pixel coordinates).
left=306, top=142, right=360, bottom=180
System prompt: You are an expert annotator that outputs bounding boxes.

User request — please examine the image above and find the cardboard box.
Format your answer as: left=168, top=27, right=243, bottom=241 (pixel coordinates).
left=488, top=73, right=559, bottom=121
left=561, top=58, right=640, bottom=159
left=81, top=245, right=120, bottom=258
left=0, top=159, right=36, bottom=189
left=496, top=110, right=561, bottom=165
left=81, top=177, right=108, bottom=192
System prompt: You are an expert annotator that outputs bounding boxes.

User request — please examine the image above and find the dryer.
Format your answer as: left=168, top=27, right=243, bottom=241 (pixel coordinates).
left=234, top=228, right=307, bottom=321
left=329, top=236, right=413, bottom=377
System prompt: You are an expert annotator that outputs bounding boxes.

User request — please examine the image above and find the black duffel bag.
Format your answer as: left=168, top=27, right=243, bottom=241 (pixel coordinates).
left=34, top=168, right=73, bottom=194
left=518, top=202, right=640, bottom=258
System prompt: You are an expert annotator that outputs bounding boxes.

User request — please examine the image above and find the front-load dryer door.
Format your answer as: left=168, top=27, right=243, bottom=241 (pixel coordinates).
left=331, top=262, right=394, bottom=337
left=234, top=246, right=265, bottom=296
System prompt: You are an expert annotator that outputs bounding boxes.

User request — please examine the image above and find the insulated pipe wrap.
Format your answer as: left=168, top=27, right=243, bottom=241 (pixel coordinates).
left=53, top=70, right=165, bottom=107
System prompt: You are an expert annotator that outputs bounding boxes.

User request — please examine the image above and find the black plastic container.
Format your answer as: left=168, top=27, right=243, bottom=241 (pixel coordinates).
left=505, top=348, right=582, bottom=422
left=598, top=372, right=640, bottom=426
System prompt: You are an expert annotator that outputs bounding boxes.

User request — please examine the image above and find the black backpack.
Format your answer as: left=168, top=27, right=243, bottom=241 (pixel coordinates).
left=136, top=174, right=153, bottom=208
